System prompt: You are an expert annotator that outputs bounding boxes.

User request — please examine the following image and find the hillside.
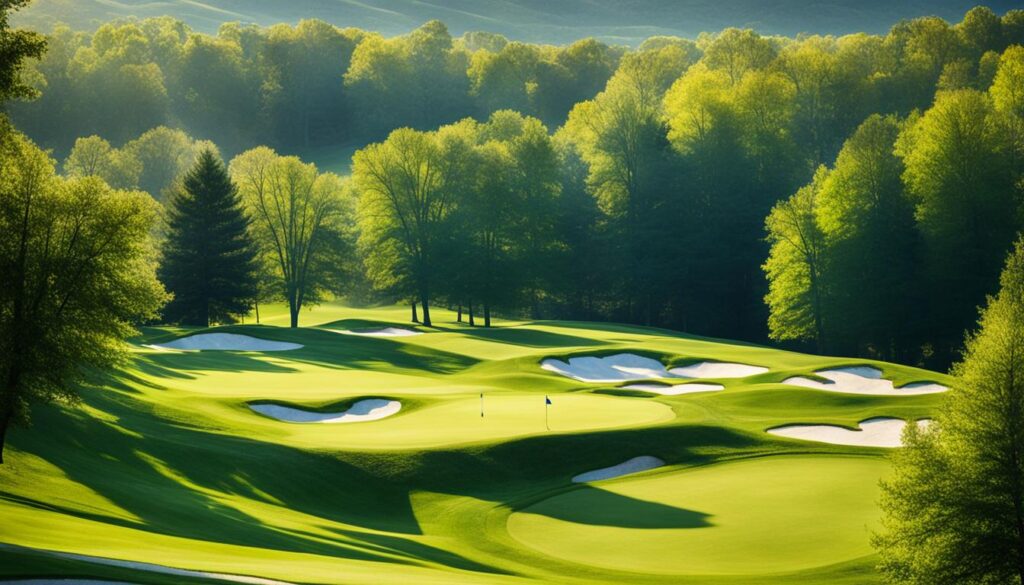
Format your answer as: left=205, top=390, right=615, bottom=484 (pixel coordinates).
left=15, top=0, right=1021, bottom=43
left=0, top=303, right=951, bottom=584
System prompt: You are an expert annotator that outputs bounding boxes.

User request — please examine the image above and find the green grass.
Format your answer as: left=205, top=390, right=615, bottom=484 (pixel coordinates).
left=0, top=302, right=952, bottom=584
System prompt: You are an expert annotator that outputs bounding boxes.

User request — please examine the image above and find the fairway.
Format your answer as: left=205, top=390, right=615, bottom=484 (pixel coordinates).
left=507, top=455, right=887, bottom=575
left=0, top=303, right=951, bottom=583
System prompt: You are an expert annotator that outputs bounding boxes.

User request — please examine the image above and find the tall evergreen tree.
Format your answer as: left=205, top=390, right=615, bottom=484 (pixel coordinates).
left=874, top=236, right=1024, bottom=584
left=159, top=149, right=258, bottom=326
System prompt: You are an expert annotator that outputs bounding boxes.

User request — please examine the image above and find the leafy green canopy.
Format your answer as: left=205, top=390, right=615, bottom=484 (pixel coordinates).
left=875, top=237, right=1024, bottom=584
left=231, top=147, right=352, bottom=328
left=0, top=0, right=45, bottom=102
left=159, top=149, right=258, bottom=326
left=0, top=125, right=167, bottom=463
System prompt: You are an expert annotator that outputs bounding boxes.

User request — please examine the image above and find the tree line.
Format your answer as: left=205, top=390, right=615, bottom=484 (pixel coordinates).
left=13, top=6, right=1022, bottom=371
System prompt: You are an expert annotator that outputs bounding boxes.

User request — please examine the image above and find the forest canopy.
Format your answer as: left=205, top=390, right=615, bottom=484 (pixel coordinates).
left=6, top=5, right=1024, bottom=369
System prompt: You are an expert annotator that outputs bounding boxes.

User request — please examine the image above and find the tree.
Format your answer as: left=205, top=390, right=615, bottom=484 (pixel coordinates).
left=0, top=0, right=46, bottom=103
left=159, top=149, right=258, bottom=326
left=63, top=135, right=141, bottom=190
left=176, top=34, right=258, bottom=153
left=700, top=28, right=776, bottom=85
left=261, top=20, right=358, bottom=149
left=230, top=147, right=347, bottom=328
left=562, top=45, right=688, bottom=325
left=897, top=89, right=1017, bottom=361
left=874, top=236, right=1024, bottom=584
left=123, top=126, right=204, bottom=199
left=815, top=115, right=919, bottom=359
left=447, top=111, right=561, bottom=325
left=0, top=125, right=167, bottom=463
left=764, top=168, right=829, bottom=351
left=353, top=123, right=476, bottom=327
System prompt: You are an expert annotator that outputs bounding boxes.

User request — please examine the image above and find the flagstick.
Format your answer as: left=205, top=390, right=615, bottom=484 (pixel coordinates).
left=545, top=400, right=549, bottom=431
left=480, top=392, right=484, bottom=418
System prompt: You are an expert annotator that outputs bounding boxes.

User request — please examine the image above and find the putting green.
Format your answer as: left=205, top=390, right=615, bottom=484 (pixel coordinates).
left=243, top=393, right=675, bottom=449
left=506, top=455, right=887, bottom=575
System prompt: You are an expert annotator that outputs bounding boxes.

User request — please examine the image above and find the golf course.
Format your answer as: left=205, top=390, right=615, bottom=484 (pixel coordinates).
left=0, top=302, right=950, bottom=584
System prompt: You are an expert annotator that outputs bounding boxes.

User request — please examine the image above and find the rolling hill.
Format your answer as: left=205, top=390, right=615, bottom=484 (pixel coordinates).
left=14, top=0, right=1021, bottom=44
left=0, top=302, right=951, bottom=584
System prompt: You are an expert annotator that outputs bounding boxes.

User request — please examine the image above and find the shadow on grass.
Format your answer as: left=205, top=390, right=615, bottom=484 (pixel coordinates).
left=4, top=388, right=517, bottom=575
left=441, top=326, right=611, bottom=349
left=131, top=325, right=480, bottom=379
left=521, top=486, right=712, bottom=528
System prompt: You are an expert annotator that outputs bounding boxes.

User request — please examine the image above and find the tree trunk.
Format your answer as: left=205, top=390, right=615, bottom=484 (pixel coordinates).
left=411, top=301, right=419, bottom=323
left=255, top=298, right=261, bottom=324
left=469, top=301, right=475, bottom=327
left=0, top=408, right=10, bottom=465
left=420, top=289, right=432, bottom=327
left=289, top=301, right=299, bottom=328
left=484, top=301, right=491, bottom=328
left=457, top=305, right=462, bottom=323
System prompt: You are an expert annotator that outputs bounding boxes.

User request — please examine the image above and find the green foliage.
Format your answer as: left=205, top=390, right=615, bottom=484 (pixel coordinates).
left=0, top=0, right=45, bottom=103
left=158, top=149, right=258, bottom=326
left=816, top=115, right=919, bottom=358
left=897, top=88, right=1018, bottom=360
left=3, top=5, right=1022, bottom=367
left=63, top=135, right=141, bottom=189
left=0, top=123, right=167, bottom=462
left=764, top=168, right=829, bottom=348
left=231, top=146, right=351, bottom=327
left=875, top=237, right=1024, bottom=584
left=353, top=123, right=476, bottom=326
left=124, top=126, right=209, bottom=199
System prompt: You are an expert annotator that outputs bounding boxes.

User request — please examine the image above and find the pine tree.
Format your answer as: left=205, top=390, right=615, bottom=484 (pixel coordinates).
left=159, top=149, right=258, bottom=326
left=874, top=237, right=1024, bottom=584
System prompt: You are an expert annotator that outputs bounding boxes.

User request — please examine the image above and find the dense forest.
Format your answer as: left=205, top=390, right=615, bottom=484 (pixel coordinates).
left=7, top=6, right=1024, bottom=369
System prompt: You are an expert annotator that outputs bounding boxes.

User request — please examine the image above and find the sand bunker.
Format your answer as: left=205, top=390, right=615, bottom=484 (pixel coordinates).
left=669, top=362, right=768, bottom=378
left=542, top=354, right=767, bottom=382
left=620, top=383, right=724, bottom=395
left=0, top=544, right=292, bottom=585
left=782, top=366, right=947, bottom=396
left=768, top=417, right=932, bottom=448
left=250, top=399, right=401, bottom=423
left=335, top=327, right=422, bottom=337
left=151, top=333, right=302, bottom=352
left=542, top=354, right=671, bottom=382
left=572, top=456, right=666, bottom=483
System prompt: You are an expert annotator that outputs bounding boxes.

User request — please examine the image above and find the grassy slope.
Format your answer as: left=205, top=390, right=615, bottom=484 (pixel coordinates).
left=16, top=0, right=1020, bottom=43
left=0, top=302, right=951, bottom=584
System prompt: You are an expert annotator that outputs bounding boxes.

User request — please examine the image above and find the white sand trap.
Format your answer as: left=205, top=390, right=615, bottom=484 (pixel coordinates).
left=768, top=417, right=932, bottom=448
left=621, top=383, right=725, bottom=395
left=250, top=398, right=401, bottom=423
left=0, top=544, right=292, bottom=585
left=152, top=333, right=302, bottom=352
left=541, top=354, right=672, bottom=382
left=669, top=361, right=768, bottom=378
left=334, top=327, right=422, bottom=337
left=782, top=366, right=947, bottom=396
left=542, top=354, right=768, bottom=382
left=572, top=456, right=666, bottom=483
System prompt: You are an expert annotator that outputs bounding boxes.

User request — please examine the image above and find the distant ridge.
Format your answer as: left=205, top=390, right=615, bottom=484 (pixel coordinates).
left=15, top=0, right=1021, bottom=44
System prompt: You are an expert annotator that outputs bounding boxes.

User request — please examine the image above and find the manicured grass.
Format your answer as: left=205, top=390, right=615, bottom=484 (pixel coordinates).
left=0, top=302, right=952, bottom=584
left=507, top=455, right=887, bottom=575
